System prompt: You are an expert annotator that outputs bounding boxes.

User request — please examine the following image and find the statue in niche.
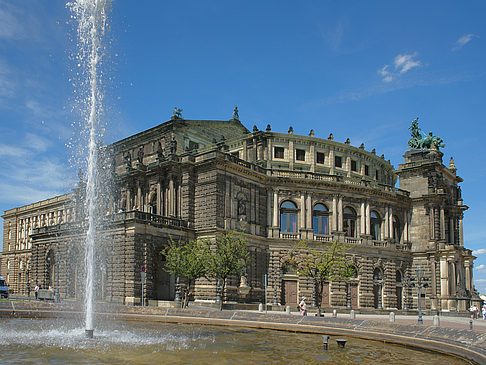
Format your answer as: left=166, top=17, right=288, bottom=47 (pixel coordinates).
left=170, top=137, right=177, bottom=154
left=237, top=196, right=247, bottom=216
left=137, top=146, right=144, bottom=163
left=232, top=106, right=239, bottom=121
left=157, top=141, right=165, bottom=158
left=124, top=151, right=131, bottom=167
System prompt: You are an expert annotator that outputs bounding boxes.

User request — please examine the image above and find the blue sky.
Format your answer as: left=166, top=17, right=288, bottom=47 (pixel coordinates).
left=0, top=1, right=485, bottom=291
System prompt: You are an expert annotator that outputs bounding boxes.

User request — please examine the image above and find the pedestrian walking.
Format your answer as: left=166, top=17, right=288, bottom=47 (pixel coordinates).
left=34, top=284, right=39, bottom=300
left=299, top=296, right=307, bottom=316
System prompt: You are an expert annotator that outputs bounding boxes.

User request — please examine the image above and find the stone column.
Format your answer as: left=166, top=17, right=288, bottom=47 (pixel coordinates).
left=449, top=217, right=454, bottom=244
left=137, top=185, right=142, bottom=210
left=288, top=140, right=294, bottom=170
left=404, top=211, right=409, bottom=241
left=306, top=194, right=312, bottom=230
left=459, top=215, right=464, bottom=247
left=267, top=190, right=272, bottom=229
left=156, top=182, right=161, bottom=215
left=309, top=144, right=315, bottom=173
left=360, top=201, right=365, bottom=235
left=430, top=258, right=437, bottom=310
left=440, top=256, right=449, bottom=309
left=384, top=206, right=389, bottom=238
left=267, top=138, right=272, bottom=169
left=451, top=260, right=457, bottom=296
left=366, top=202, right=371, bottom=235
left=332, top=195, right=337, bottom=232
left=465, top=261, right=472, bottom=291
left=242, top=140, right=247, bottom=161
left=388, top=207, right=393, bottom=239
left=338, top=196, right=343, bottom=232
left=273, top=190, right=278, bottom=228
left=346, top=155, right=351, bottom=177
left=300, top=193, right=305, bottom=230
left=440, top=207, right=445, bottom=240
left=169, top=177, right=174, bottom=216
left=329, top=148, right=335, bottom=175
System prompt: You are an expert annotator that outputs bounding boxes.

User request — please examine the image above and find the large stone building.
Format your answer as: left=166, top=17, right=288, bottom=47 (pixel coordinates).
left=1, top=112, right=480, bottom=312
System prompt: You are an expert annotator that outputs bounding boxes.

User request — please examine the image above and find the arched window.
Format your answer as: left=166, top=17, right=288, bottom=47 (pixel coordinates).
left=313, top=203, right=329, bottom=235
left=393, top=216, right=401, bottom=242
left=343, top=207, right=357, bottom=237
left=396, top=270, right=402, bottom=282
left=280, top=201, right=298, bottom=233
left=373, top=268, right=383, bottom=281
left=370, top=211, right=381, bottom=240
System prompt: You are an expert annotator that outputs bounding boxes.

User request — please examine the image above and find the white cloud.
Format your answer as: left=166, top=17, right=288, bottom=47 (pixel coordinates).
left=378, top=52, right=421, bottom=82
left=0, top=4, right=23, bottom=40
left=453, top=33, right=479, bottom=51
left=473, top=249, right=486, bottom=255
left=475, top=264, right=486, bottom=271
left=475, top=279, right=486, bottom=283
left=0, top=144, right=28, bottom=157
left=394, top=53, right=421, bottom=74
left=25, top=133, right=51, bottom=153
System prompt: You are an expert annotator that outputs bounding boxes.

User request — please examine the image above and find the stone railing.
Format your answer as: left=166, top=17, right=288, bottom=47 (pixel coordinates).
left=314, top=234, right=332, bottom=242
left=344, top=237, right=362, bottom=244
left=118, top=210, right=189, bottom=228
left=372, top=240, right=388, bottom=247
left=280, top=232, right=300, bottom=240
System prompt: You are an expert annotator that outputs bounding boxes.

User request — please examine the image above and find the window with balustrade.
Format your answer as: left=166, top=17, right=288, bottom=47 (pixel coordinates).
left=343, top=207, right=357, bottom=237
left=393, top=216, right=401, bottom=242
left=313, top=203, right=329, bottom=235
left=280, top=200, right=298, bottom=233
left=370, top=211, right=381, bottom=240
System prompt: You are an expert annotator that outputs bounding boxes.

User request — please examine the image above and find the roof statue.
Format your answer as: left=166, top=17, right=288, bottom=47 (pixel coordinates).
left=171, top=107, right=183, bottom=120
left=407, top=118, right=445, bottom=150
left=232, top=106, right=239, bottom=121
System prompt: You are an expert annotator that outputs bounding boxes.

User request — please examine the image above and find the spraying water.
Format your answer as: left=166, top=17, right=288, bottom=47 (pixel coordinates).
left=68, top=0, right=110, bottom=338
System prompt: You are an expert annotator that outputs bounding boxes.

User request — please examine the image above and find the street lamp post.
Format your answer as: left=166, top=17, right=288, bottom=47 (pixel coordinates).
left=410, top=265, right=429, bottom=325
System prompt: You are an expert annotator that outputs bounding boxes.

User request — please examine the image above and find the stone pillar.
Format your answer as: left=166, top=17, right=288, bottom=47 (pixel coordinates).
left=242, top=140, right=247, bottom=161
left=388, top=207, right=393, bottom=239
left=137, top=185, right=142, bottom=209
left=451, top=261, right=457, bottom=296
left=346, top=155, right=351, bottom=177
left=449, top=217, right=454, bottom=244
left=329, top=148, right=335, bottom=175
left=360, top=201, right=365, bottom=235
left=404, top=212, right=409, bottom=241
left=384, top=206, right=389, bottom=238
left=337, top=195, right=343, bottom=232
left=156, top=182, right=161, bottom=215
left=169, top=177, right=174, bottom=216
left=440, top=207, right=445, bottom=240
left=288, top=140, right=294, bottom=170
left=332, top=196, right=337, bottom=232
left=273, top=190, right=278, bottom=228
left=430, top=258, right=438, bottom=310
left=465, top=262, right=472, bottom=291
left=306, top=194, right=312, bottom=230
left=366, top=202, right=370, bottom=235
left=300, top=193, right=305, bottom=230
left=459, top=215, right=464, bottom=247
left=267, top=138, right=272, bottom=169
left=267, top=190, right=272, bottom=229
left=440, top=257, right=449, bottom=309
left=126, top=189, right=131, bottom=211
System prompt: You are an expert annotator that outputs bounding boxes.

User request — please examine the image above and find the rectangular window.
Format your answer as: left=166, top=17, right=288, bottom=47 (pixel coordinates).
left=335, top=156, right=342, bottom=168
left=351, top=160, right=357, bottom=172
left=274, top=146, right=284, bottom=159
left=375, top=170, right=379, bottom=180
left=281, top=214, right=287, bottom=232
left=296, top=149, right=305, bottom=161
left=365, top=165, right=369, bottom=176
left=231, top=151, right=239, bottom=159
left=316, top=152, right=325, bottom=164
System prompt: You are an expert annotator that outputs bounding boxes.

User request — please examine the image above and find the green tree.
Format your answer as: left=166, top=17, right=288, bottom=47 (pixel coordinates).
left=206, top=231, right=249, bottom=310
left=285, top=240, right=353, bottom=316
left=162, top=237, right=211, bottom=307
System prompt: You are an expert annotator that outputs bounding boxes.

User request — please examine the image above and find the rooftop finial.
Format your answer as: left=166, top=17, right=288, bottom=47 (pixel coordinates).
left=288, top=126, right=293, bottom=134
left=328, top=133, right=333, bottom=141
left=345, top=138, right=350, bottom=144
left=266, top=124, right=271, bottom=132
left=449, top=157, right=456, bottom=170
left=359, top=143, right=365, bottom=149
left=309, top=129, right=314, bottom=137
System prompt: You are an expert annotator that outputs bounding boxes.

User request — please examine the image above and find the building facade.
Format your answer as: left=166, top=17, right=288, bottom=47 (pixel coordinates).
left=1, top=114, right=480, bottom=311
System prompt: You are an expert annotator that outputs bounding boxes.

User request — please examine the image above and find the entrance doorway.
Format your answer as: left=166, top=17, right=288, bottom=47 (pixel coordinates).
left=322, top=282, right=330, bottom=308
left=282, top=280, right=297, bottom=306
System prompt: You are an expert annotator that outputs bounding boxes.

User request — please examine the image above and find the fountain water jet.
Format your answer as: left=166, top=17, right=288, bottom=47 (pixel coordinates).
left=68, top=0, right=110, bottom=338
